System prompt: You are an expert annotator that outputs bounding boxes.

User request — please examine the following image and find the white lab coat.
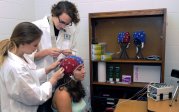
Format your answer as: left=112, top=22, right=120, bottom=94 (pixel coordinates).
left=33, top=16, right=79, bottom=80
left=0, top=51, right=52, bottom=112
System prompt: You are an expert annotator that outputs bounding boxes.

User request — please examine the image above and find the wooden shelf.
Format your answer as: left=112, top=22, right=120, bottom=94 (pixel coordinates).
left=92, top=59, right=162, bottom=64
left=89, top=8, right=166, bottom=18
left=92, top=82, right=149, bottom=88
left=89, top=8, right=166, bottom=112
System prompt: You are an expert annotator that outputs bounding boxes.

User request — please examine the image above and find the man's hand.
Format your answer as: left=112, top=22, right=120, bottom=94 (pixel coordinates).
left=62, top=49, right=72, bottom=56
left=47, top=48, right=62, bottom=57
left=34, top=48, right=63, bottom=60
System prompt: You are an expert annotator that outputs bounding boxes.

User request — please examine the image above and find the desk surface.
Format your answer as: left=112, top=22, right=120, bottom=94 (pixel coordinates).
left=114, top=98, right=179, bottom=112
left=148, top=98, right=179, bottom=112
left=114, top=99, right=147, bottom=112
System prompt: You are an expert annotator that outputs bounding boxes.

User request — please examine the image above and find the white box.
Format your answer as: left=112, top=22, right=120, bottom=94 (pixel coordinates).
left=147, top=83, right=173, bottom=101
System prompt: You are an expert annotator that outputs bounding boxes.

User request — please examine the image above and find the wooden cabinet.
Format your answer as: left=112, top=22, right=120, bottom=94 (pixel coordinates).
left=89, top=8, right=166, bottom=112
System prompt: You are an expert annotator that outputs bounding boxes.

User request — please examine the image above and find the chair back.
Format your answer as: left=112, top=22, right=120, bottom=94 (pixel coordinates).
left=171, top=69, right=179, bottom=78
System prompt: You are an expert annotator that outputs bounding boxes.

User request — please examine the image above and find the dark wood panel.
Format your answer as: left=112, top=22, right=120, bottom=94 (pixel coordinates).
left=93, top=16, right=164, bottom=59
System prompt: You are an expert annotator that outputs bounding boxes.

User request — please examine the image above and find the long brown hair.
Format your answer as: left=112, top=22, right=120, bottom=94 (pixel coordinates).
left=0, top=22, right=42, bottom=66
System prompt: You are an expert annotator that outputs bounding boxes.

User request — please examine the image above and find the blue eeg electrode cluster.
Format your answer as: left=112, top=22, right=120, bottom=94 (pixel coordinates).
left=133, top=31, right=146, bottom=46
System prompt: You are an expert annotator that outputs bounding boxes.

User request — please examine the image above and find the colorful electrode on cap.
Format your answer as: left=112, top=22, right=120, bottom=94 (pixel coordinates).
left=66, top=55, right=83, bottom=65
left=59, top=56, right=84, bottom=75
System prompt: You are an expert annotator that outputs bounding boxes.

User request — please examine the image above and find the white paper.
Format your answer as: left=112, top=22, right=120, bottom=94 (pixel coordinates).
left=133, top=65, right=161, bottom=83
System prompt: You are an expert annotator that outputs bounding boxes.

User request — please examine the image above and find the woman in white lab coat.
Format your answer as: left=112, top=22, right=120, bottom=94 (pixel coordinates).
left=0, top=22, right=64, bottom=112
left=33, top=1, right=80, bottom=81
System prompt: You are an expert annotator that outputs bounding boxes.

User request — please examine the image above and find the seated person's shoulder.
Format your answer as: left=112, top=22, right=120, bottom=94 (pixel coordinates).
left=52, top=87, right=72, bottom=111
left=54, top=87, right=71, bottom=101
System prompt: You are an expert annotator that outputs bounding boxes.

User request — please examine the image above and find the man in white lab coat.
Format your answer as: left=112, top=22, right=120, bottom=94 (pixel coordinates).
left=33, top=1, right=80, bottom=82
left=32, top=1, right=80, bottom=112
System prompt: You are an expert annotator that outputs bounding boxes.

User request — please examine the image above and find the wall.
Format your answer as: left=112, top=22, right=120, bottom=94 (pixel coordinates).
left=0, top=0, right=35, bottom=111
left=0, top=0, right=35, bottom=40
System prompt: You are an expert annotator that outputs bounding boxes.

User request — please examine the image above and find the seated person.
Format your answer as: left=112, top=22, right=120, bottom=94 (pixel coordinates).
left=52, top=56, right=86, bottom=112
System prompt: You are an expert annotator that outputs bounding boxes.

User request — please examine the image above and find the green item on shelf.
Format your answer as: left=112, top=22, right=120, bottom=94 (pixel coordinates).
left=91, top=44, right=102, bottom=50
left=108, top=65, right=114, bottom=83
left=115, top=66, right=120, bottom=82
left=101, top=54, right=112, bottom=61
left=91, top=54, right=101, bottom=61
left=91, top=49, right=102, bottom=55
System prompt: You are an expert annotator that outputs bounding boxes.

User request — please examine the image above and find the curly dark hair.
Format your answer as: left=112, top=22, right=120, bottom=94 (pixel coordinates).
left=55, top=75, right=86, bottom=102
left=51, top=1, right=80, bottom=25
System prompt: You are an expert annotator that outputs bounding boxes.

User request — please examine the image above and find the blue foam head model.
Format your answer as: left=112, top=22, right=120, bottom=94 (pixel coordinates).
left=133, top=31, right=146, bottom=46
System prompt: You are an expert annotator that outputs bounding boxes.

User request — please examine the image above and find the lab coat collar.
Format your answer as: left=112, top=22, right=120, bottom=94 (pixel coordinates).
left=8, top=51, right=36, bottom=70
left=8, top=51, right=25, bottom=65
left=41, top=16, right=50, bottom=28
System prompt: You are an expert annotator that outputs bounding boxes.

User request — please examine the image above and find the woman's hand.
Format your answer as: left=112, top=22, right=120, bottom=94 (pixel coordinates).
left=49, top=67, right=65, bottom=85
left=45, top=61, right=60, bottom=74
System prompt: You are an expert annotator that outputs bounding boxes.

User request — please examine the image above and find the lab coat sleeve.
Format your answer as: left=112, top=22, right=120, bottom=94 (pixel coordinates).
left=5, top=67, right=52, bottom=106
left=71, top=24, right=80, bottom=56
left=34, top=68, right=47, bottom=82
left=71, top=36, right=77, bottom=56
